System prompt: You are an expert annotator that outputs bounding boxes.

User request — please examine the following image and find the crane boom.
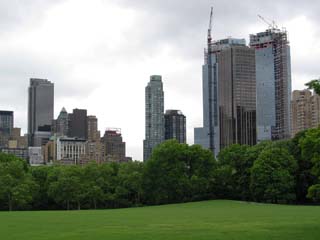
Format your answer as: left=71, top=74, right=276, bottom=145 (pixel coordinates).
left=258, top=14, right=278, bottom=29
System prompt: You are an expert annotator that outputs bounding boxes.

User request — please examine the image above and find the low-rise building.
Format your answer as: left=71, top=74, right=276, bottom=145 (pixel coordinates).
left=1, top=148, right=28, bottom=161
left=29, top=147, right=44, bottom=166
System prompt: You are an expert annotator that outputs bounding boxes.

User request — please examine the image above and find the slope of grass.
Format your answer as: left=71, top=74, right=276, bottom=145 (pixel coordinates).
left=0, top=200, right=320, bottom=240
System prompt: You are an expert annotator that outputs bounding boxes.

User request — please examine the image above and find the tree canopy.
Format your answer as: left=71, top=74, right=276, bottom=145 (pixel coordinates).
left=1, top=127, right=320, bottom=211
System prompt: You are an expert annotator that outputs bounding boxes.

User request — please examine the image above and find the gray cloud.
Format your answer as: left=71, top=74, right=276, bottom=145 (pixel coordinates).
left=0, top=0, right=63, bottom=31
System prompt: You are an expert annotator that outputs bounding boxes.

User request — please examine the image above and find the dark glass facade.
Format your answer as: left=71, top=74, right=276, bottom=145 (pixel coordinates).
left=164, top=110, right=186, bottom=143
left=0, top=111, right=14, bottom=147
left=28, top=78, right=54, bottom=147
left=68, top=109, right=87, bottom=139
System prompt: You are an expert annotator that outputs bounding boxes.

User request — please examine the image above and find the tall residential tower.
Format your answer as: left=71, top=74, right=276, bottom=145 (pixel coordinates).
left=291, top=89, right=320, bottom=136
left=143, top=75, right=164, bottom=161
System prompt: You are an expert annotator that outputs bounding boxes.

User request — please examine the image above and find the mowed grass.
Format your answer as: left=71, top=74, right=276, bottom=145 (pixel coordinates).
left=1, top=200, right=320, bottom=240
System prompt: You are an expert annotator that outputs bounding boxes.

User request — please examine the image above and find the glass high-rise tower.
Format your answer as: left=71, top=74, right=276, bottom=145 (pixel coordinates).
left=250, top=28, right=291, bottom=141
left=28, top=78, right=54, bottom=146
left=143, top=75, right=164, bottom=161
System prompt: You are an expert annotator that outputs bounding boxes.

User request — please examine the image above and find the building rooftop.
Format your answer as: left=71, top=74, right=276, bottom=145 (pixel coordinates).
left=150, top=75, right=162, bottom=81
left=165, top=109, right=184, bottom=115
left=0, top=110, right=13, bottom=115
left=30, top=78, right=53, bottom=86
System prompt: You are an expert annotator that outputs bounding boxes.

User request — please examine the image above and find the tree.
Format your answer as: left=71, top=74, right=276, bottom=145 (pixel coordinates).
left=288, top=130, right=317, bottom=203
left=250, top=147, right=297, bottom=203
left=300, top=128, right=320, bottom=179
left=186, top=144, right=216, bottom=200
left=81, top=163, right=104, bottom=209
left=217, top=144, right=251, bottom=200
left=142, top=140, right=216, bottom=205
left=299, top=127, right=320, bottom=202
left=99, top=163, right=121, bottom=208
left=115, top=162, right=144, bottom=207
left=211, top=165, right=234, bottom=199
left=30, top=166, right=54, bottom=209
left=48, top=166, right=84, bottom=210
left=305, top=78, right=320, bottom=95
left=307, top=184, right=320, bottom=202
left=142, top=140, right=190, bottom=204
left=0, top=153, right=37, bottom=211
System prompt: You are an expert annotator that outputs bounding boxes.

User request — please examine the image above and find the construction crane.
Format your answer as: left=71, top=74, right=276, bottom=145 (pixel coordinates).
left=207, top=7, right=213, bottom=44
left=258, top=14, right=278, bottom=29
left=207, top=6, right=215, bottom=155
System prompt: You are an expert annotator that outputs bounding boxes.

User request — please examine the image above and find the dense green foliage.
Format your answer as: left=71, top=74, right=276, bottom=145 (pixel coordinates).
left=1, top=126, right=320, bottom=211
left=250, top=147, right=297, bottom=203
left=0, top=153, right=37, bottom=210
left=0, top=200, right=320, bottom=240
left=143, top=141, right=216, bottom=204
left=305, top=78, right=320, bottom=95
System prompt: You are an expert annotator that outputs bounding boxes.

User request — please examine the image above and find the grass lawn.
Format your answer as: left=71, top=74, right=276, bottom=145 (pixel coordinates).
left=0, top=200, right=319, bottom=240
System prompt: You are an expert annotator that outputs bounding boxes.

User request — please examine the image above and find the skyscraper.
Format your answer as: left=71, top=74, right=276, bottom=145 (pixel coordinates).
left=250, top=28, right=291, bottom=141
left=28, top=78, right=54, bottom=146
left=218, top=41, right=256, bottom=149
left=0, top=111, right=13, bottom=147
left=143, top=75, right=164, bottom=161
left=68, top=109, right=87, bottom=139
left=195, top=38, right=257, bottom=155
left=164, top=110, right=186, bottom=144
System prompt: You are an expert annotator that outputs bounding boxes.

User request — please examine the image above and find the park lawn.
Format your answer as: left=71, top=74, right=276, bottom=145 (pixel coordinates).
left=0, top=200, right=319, bottom=240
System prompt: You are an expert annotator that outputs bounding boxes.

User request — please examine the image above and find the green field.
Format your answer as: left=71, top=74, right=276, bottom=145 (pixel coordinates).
left=1, top=200, right=320, bottom=240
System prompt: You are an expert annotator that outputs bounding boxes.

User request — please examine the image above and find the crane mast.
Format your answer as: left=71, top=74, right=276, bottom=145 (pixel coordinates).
left=207, top=7, right=213, bottom=44
left=207, top=6, right=215, bottom=154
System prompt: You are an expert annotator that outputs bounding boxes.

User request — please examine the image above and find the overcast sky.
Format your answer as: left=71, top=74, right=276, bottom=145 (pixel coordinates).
left=0, top=0, right=319, bottom=160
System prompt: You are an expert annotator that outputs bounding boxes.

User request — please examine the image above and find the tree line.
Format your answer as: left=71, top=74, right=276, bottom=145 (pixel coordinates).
left=1, top=127, right=320, bottom=211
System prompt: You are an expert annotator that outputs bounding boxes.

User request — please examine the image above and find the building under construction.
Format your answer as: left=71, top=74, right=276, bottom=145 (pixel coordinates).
left=194, top=8, right=257, bottom=156
left=249, top=27, right=291, bottom=141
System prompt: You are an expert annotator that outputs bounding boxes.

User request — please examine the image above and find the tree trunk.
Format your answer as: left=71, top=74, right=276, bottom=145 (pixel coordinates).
left=8, top=193, right=12, bottom=211
left=67, top=200, right=70, bottom=210
left=94, top=199, right=97, bottom=209
left=77, top=201, right=81, bottom=210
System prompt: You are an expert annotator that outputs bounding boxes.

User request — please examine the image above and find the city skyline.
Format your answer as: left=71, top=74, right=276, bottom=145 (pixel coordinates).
left=0, top=1, right=319, bottom=160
